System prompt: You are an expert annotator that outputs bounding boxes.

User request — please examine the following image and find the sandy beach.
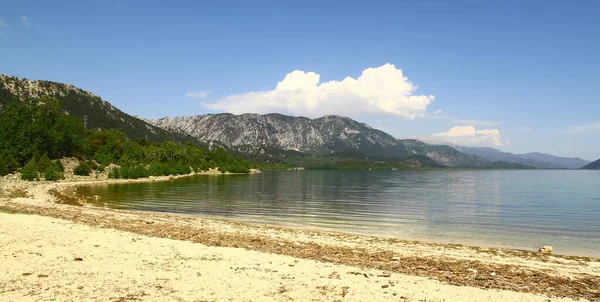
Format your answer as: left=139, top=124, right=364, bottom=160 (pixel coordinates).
left=1, top=171, right=599, bottom=301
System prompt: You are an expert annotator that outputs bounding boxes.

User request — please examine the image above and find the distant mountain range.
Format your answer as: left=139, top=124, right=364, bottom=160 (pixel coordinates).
left=147, top=114, right=491, bottom=167
left=581, top=158, right=600, bottom=170
left=453, top=146, right=590, bottom=169
left=1, top=73, right=591, bottom=170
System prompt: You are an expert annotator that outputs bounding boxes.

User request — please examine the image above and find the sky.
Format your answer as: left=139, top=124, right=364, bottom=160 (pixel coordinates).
left=1, top=0, right=599, bottom=160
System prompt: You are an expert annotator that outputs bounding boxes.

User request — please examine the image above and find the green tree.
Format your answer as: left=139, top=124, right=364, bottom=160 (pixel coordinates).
left=43, top=164, right=64, bottom=181
left=37, top=154, right=52, bottom=172
left=0, top=158, right=8, bottom=176
left=21, top=158, right=39, bottom=181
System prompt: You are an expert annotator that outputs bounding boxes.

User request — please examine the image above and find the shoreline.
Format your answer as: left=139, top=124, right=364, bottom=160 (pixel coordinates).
left=1, top=172, right=600, bottom=300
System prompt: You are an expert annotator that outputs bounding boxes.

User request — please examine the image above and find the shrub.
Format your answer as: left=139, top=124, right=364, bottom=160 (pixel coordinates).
left=220, top=159, right=251, bottom=173
left=43, top=164, right=64, bottom=181
left=108, top=167, right=120, bottom=179
left=21, top=158, right=39, bottom=181
left=94, top=146, right=117, bottom=167
left=148, top=161, right=191, bottom=176
left=73, top=162, right=92, bottom=176
left=194, top=159, right=210, bottom=172
left=53, top=160, right=65, bottom=172
left=119, top=165, right=148, bottom=179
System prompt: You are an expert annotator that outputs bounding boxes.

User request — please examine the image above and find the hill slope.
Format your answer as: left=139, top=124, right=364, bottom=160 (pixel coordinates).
left=0, top=74, right=197, bottom=144
left=581, top=158, right=600, bottom=170
left=516, top=152, right=590, bottom=169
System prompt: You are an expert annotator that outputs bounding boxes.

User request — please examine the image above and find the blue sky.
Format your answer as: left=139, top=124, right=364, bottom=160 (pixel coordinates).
left=1, top=0, right=599, bottom=160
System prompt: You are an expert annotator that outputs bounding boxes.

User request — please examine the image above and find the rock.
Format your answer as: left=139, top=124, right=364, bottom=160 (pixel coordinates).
left=93, top=195, right=101, bottom=199
left=539, top=246, right=553, bottom=254
left=74, top=257, right=83, bottom=261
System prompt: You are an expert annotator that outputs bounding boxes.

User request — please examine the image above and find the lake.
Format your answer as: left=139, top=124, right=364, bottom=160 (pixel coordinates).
left=78, top=170, right=600, bottom=257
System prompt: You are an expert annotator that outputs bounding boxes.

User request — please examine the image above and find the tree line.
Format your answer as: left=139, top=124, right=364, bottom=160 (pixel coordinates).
left=0, top=97, right=253, bottom=180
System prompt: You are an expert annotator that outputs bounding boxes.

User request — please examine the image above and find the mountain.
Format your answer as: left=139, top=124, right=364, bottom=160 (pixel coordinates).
left=454, top=146, right=557, bottom=168
left=0, top=74, right=198, bottom=144
left=516, top=152, right=590, bottom=169
left=581, top=158, right=600, bottom=170
left=148, top=113, right=490, bottom=167
left=453, top=146, right=589, bottom=169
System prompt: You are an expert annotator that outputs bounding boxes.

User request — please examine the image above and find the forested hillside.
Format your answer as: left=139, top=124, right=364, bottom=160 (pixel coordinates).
left=0, top=97, right=253, bottom=179
left=0, top=74, right=198, bottom=144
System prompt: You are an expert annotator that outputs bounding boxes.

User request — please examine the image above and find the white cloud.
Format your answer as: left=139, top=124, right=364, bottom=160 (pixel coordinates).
left=185, top=90, right=212, bottom=99
left=20, top=16, right=32, bottom=29
left=0, top=18, right=8, bottom=31
left=560, top=121, right=600, bottom=134
left=433, top=109, right=442, bottom=115
left=434, top=125, right=508, bottom=147
left=203, top=64, right=435, bottom=119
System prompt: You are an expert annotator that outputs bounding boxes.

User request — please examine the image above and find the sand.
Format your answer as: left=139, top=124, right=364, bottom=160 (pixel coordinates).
left=1, top=170, right=599, bottom=301
left=0, top=212, right=590, bottom=302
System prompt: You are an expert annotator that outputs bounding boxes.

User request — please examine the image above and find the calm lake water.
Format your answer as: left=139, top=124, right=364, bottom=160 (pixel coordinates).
left=78, top=170, right=600, bottom=257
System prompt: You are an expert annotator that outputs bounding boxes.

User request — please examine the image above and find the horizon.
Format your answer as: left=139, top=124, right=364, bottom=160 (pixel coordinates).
left=1, top=0, right=599, bottom=160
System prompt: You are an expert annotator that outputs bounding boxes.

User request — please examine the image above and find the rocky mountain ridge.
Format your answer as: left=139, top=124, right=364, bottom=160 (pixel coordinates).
left=148, top=113, right=490, bottom=167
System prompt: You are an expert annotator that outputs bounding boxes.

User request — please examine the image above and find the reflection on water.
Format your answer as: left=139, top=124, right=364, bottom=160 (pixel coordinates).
left=78, top=170, right=600, bottom=257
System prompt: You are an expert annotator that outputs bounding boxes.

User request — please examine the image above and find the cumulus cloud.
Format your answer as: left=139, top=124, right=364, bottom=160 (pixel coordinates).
left=185, top=90, right=212, bottom=99
left=20, top=16, right=32, bottom=29
left=434, top=125, right=508, bottom=147
left=203, top=64, right=435, bottom=119
left=560, top=121, right=600, bottom=134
